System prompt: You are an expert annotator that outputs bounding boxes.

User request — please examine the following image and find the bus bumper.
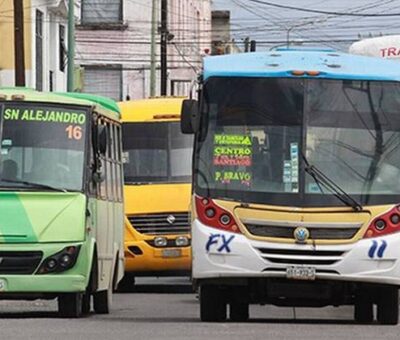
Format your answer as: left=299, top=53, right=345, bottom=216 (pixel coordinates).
left=192, top=220, right=400, bottom=286
left=0, top=275, right=86, bottom=294
left=124, top=240, right=191, bottom=275
left=0, top=241, right=92, bottom=295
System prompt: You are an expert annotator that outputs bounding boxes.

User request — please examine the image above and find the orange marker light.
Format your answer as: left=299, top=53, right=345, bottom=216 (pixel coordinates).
left=153, top=114, right=181, bottom=119
left=11, top=94, right=25, bottom=101
left=291, top=70, right=305, bottom=76
left=306, top=71, right=321, bottom=76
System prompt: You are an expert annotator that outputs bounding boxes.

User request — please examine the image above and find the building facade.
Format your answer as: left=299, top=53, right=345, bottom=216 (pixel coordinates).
left=75, top=0, right=211, bottom=101
left=0, top=0, right=70, bottom=91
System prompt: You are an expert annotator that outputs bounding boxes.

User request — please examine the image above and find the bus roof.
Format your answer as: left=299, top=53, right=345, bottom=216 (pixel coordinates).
left=118, top=97, right=186, bottom=123
left=0, top=87, right=120, bottom=120
left=203, top=50, right=400, bottom=82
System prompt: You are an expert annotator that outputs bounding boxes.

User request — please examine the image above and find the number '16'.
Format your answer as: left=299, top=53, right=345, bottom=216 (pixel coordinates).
left=66, top=125, right=82, bottom=140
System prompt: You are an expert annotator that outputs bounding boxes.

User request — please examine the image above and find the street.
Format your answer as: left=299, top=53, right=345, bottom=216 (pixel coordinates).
left=0, top=278, right=398, bottom=340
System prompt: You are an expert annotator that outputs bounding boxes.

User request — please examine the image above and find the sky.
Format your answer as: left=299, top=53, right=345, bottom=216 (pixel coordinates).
left=211, top=0, right=400, bottom=51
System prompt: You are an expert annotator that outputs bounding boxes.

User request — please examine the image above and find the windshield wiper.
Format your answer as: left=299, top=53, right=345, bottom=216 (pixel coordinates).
left=0, top=179, right=67, bottom=193
left=302, top=155, right=362, bottom=211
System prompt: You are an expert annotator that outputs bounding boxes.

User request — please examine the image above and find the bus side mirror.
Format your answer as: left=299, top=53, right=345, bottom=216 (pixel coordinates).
left=92, top=170, right=105, bottom=183
left=181, top=99, right=199, bottom=134
left=98, top=125, right=107, bottom=155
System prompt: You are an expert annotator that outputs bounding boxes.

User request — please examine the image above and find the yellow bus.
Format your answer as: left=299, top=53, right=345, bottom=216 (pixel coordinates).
left=118, top=98, right=193, bottom=289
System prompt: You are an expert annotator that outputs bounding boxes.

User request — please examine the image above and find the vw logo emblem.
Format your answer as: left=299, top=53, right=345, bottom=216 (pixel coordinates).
left=293, top=227, right=310, bottom=243
left=166, top=215, right=176, bottom=225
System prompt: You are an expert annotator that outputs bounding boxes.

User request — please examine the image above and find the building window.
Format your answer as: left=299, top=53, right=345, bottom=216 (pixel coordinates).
left=59, top=25, right=66, bottom=72
left=81, top=0, right=122, bottom=25
left=170, top=79, right=191, bottom=96
left=83, top=66, right=122, bottom=101
left=35, top=10, right=43, bottom=91
left=49, top=71, right=54, bottom=92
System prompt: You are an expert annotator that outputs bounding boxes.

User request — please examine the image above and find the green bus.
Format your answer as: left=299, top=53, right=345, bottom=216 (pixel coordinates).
left=0, top=88, right=124, bottom=317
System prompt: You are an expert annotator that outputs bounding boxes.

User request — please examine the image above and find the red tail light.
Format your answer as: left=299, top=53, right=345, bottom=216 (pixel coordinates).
left=195, top=196, right=241, bottom=234
left=364, top=205, right=400, bottom=238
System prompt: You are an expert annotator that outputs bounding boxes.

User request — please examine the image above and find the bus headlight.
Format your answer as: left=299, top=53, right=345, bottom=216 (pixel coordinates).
left=60, top=254, right=73, bottom=268
left=364, top=205, right=400, bottom=238
left=375, top=219, right=386, bottom=231
left=154, top=237, right=168, bottom=247
left=195, top=196, right=241, bottom=234
left=390, top=214, right=400, bottom=224
left=220, top=214, right=231, bottom=225
left=175, top=236, right=190, bottom=247
left=37, top=245, right=81, bottom=274
left=46, top=259, right=58, bottom=271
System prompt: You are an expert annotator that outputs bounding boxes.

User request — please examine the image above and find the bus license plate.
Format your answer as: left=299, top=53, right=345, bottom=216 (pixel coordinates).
left=286, top=266, right=316, bottom=280
left=162, top=249, right=182, bottom=258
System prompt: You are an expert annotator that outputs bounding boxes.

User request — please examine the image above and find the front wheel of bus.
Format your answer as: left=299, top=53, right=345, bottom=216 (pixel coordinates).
left=200, top=285, right=226, bottom=322
left=93, top=284, right=112, bottom=314
left=230, top=302, right=249, bottom=322
left=81, top=293, right=91, bottom=315
left=354, top=291, right=373, bottom=324
left=116, top=275, right=135, bottom=292
left=377, top=287, right=399, bottom=325
left=58, top=293, right=83, bottom=318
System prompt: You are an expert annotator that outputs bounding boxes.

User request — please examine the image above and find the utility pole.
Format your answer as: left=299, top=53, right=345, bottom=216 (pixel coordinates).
left=244, top=37, right=250, bottom=52
left=67, top=0, right=75, bottom=92
left=150, top=0, right=157, bottom=97
left=250, top=40, right=256, bottom=52
left=13, top=0, right=25, bottom=86
left=160, top=0, right=167, bottom=96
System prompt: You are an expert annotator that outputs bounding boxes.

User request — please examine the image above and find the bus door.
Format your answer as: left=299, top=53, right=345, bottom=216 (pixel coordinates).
left=95, top=118, right=114, bottom=289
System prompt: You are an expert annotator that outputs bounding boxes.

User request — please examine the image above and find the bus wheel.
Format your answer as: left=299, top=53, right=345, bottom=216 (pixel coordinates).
left=230, top=302, right=249, bottom=322
left=58, top=293, right=83, bottom=318
left=93, top=284, right=112, bottom=314
left=354, top=291, right=373, bottom=324
left=81, top=293, right=91, bottom=315
left=200, top=285, right=226, bottom=322
left=116, top=275, right=135, bottom=292
left=377, top=287, right=399, bottom=325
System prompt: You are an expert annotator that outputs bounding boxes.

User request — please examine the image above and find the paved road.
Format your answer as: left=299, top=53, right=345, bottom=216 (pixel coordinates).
left=0, top=277, right=399, bottom=340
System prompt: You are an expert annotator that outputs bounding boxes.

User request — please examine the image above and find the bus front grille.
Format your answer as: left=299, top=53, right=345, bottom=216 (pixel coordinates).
left=256, top=248, right=346, bottom=265
left=0, top=251, right=43, bottom=274
left=128, top=212, right=190, bottom=235
left=244, top=223, right=359, bottom=240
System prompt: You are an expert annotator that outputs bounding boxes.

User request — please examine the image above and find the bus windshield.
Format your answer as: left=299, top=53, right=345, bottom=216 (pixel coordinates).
left=196, top=77, right=400, bottom=207
left=123, top=121, right=193, bottom=184
left=0, top=102, right=88, bottom=192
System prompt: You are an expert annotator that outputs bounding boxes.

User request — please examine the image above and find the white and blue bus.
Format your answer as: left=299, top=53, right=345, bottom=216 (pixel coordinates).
left=182, top=49, right=400, bottom=324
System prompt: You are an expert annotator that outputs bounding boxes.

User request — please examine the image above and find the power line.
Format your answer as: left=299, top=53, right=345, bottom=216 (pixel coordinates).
left=247, top=0, right=400, bottom=17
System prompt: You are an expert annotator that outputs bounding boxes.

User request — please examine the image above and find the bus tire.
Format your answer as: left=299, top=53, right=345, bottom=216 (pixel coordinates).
left=81, top=293, right=91, bottom=315
left=58, top=293, right=83, bottom=318
left=230, top=302, right=249, bottom=322
left=81, top=249, right=98, bottom=315
left=93, top=284, right=112, bottom=314
left=377, top=287, right=399, bottom=325
left=354, top=291, right=373, bottom=324
left=200, top=285, right=226, bottom=322
left=116, top=275, right=135, bottom=292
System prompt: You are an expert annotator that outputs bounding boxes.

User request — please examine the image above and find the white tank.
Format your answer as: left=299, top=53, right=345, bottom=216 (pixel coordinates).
left=349, top=35, right=400, bottom=60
